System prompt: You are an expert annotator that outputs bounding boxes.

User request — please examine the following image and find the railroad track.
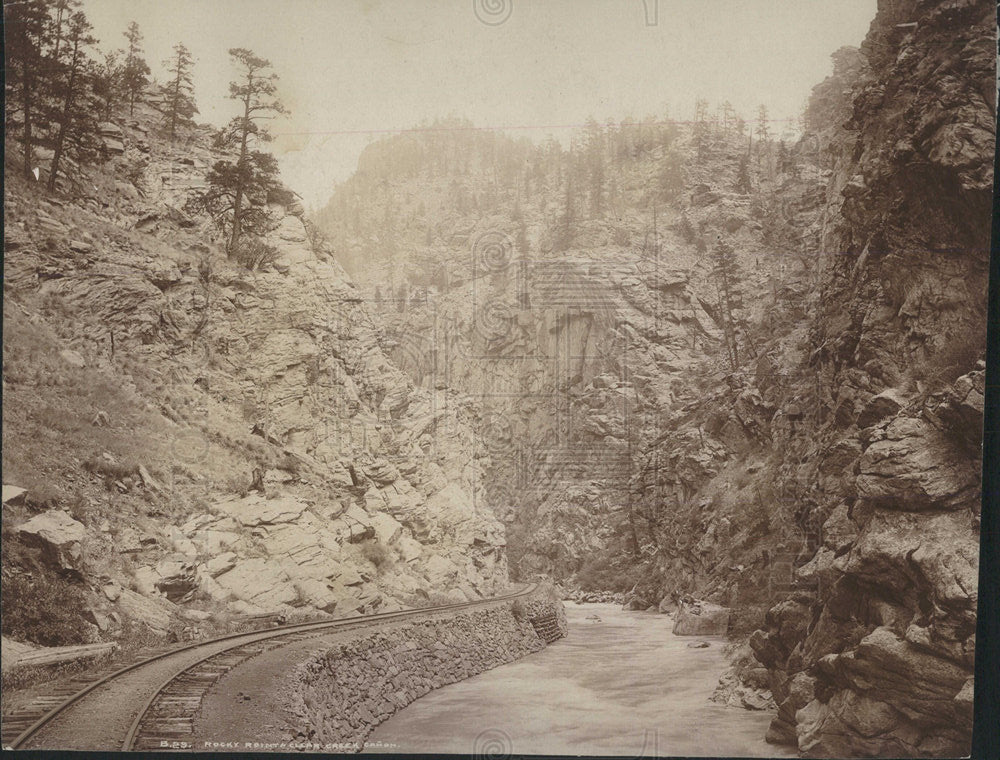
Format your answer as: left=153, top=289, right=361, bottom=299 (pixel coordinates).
left=4, top=583, right=537, bottom=751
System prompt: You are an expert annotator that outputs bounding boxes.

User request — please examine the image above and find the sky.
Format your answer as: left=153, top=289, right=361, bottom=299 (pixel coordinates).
left=82, top=0, right=878, bottom=207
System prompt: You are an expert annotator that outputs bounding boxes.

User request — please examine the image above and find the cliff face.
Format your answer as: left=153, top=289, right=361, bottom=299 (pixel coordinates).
left=3, top=96, right=507, bottom=647
left=314, top=120, right=815, bottom=588
left=748, top=0, right=992, bottom=755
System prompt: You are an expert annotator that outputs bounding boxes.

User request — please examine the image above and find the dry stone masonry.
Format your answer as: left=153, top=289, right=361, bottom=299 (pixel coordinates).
left=284, top=587, right=567, bottom=749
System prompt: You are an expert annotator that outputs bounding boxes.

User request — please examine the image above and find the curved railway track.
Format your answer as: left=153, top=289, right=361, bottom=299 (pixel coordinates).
left=4, top=583, right=537, bottom=751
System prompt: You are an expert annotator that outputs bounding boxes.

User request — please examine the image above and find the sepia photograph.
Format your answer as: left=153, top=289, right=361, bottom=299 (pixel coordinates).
left=1, top=0, right=995, bottom=757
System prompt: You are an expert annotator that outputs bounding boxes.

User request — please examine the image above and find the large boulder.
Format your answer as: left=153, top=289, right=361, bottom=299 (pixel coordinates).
left=856, top=417, right=980, bottom=511
left=153, top=559, right=198, bottom=602
left=213, top=558, right=298, bottom=610
left=115, top=588, right=178, bottom=635
left=797, top=628, right=973, bottom=757
left=672, top=599, right=730, bottom=636
left=212, top=493, right=308, bottom=527
left=2, top=485, right=28, bottom=506
left=14, top=510, right=87, bottom=572
left=856, top=387, right=906, bottom=428
left=370, top=512, right=403, bottom=544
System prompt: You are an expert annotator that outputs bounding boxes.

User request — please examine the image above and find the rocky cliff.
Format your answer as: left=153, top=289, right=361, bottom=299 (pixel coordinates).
left=2, top=94, right=508, bottom=651
left=748, top=0, right=992, bottom=755
left=314, top=117, right=817, bottom=590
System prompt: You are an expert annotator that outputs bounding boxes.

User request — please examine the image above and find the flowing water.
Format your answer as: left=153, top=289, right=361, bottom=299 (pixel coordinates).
left=365, top=602, right=794, bottom=756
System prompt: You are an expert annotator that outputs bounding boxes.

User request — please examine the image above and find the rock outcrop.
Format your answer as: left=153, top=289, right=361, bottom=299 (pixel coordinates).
left=745, top=0, right=992, bottom=755
left=2, top=89, right=510, bottom=645
left=14, top=510, right=87, bottom=575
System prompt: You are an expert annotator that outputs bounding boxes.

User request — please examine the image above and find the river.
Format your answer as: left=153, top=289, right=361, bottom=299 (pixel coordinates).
left=364, top=602, right=794, bottom=757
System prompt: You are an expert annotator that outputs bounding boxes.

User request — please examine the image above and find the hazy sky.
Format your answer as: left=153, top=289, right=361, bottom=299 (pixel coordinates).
left=83, top=0, right=877, bottom=206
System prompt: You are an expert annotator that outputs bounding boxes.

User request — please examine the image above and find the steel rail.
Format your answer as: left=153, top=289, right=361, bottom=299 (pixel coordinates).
left=7, top=583, right=536, bottom=750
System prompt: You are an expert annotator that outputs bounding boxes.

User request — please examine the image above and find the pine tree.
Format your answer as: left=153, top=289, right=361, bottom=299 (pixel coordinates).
left=735, top=153, right=752, bottom=193
left=162, top=43, right=197, bottom=141
left=93, top=49, right=125, bottom=122
left=710, top=237, right=743, bottom=370
left=658, top=150, right=684, bottom=201
left=193, top=152, right=288, bottom=249
left=556, top=172, right=575, bottom=252
left=720, top=101, right=736, bottom=135
left=198, top=48, right=288, bottom=258
left=693, top=97, right=711, bottom=162
left=584, top=118, right=605, bottom=218
left=47, top=10, right=99, bottom=192
left=776, top=141, right=792, bottom=174
left=756, top=104, right=770, bottom=143
left=755, top=104, right=770, bottom=171
left=48, top=0, right=81, bottom=69
left=5, top=0, right=52, bottom=179
left=122, top=21, right=150, bottom=116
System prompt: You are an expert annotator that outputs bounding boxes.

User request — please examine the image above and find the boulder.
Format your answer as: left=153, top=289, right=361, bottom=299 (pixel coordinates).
left=115, top=180, right=140, bottom=201
left=102, top=581, right=122, bottom=601
left=115, top=588, right=177, bottom=634
left=395, top=535, right=422, bottom=563
left=423, top=554, right=457, bottom=586
left=132, top=566, right=160, bottom=595
left=14, top=510, right=87, bottom=571
left=98, top=121, right=123, bottom=138
left=204, top=552, right=238, bottom=577
left=58, top=349, right=86, bottom=369
left=294, top=578, right=339, bottom=612
left=212, top=493, right=308, bottom=526
left=857, top=417, right=979, bottom=511
left=363, top=458, right=399, bottom=485
left=672, top=600, right=730, bottom=636
left=857, top=388, right=906, bottom=428
left=370, top=512, right=403, bottom=545
left=2, top=485, right=27, bottom=506
left=657, top=595, right=677, bottom=614
left=214, top=558, right=298, bottom=609
left=840, top=508, right=977, bottom=609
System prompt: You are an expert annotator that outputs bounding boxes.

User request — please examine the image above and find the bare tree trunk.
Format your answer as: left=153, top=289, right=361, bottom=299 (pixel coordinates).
left=47, top=37, right=81, bottom=193
left=22, top=70, right=35, bottom=180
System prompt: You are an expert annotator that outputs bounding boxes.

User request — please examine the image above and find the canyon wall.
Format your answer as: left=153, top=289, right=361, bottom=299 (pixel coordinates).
left=749, top=0, right=992, bottom=755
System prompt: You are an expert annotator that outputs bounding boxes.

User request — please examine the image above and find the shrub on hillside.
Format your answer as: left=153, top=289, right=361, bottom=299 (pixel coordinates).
left=510, top=598, right=527, bottom=622
left=234, top=237, right=280, bottom=271
left=575, top=556, right=634, bottom=592
left=1, top=569, right=90, bottom=647
left=360, top=540, right=390, bottom=569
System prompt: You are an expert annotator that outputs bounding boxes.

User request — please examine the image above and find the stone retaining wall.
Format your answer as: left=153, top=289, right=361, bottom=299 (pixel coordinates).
left=283, top=586, right=566, bottom=749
